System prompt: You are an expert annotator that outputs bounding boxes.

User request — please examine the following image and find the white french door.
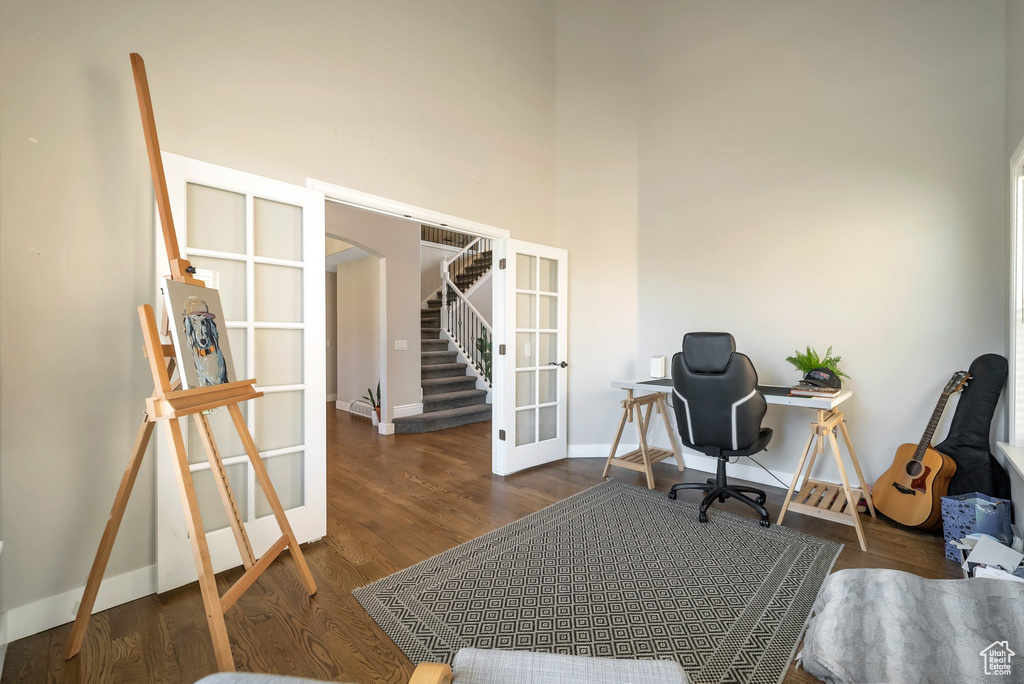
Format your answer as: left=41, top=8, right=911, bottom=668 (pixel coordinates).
left=493, top=239, right=569, bottom=475
left=155, top=153, right=326, bottom=592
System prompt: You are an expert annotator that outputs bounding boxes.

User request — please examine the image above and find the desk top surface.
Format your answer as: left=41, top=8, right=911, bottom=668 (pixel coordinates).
left=611, top=378, right=853, bottom=410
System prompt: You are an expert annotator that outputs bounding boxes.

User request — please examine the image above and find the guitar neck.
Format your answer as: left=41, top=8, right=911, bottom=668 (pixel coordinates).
left=914, top=393, right=951, bottom=460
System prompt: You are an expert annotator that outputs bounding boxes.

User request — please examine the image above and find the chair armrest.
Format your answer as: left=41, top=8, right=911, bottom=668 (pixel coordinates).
left=408, top=663, right=453, bottom=684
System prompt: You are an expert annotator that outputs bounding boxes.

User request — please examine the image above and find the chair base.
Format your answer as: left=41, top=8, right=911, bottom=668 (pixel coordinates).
left=668, top=457, right=770, bottom=527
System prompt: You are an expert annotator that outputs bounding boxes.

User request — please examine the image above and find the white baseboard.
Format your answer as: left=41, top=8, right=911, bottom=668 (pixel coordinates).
left=0, top=610, right=7, bottom=675
left=378, top=422, right=395, bottom=435
left=335, top=399, right=351, bottom=411
left=568, top=444, right=806, bottom=491
left=393, top=403, right=423, bottom=418
left=6, top=564, right=156, bottom=643
left=326, top=393, right=337, bottom=403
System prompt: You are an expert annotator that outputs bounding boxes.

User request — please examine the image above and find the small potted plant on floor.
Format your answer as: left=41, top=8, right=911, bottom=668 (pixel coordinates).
left=354, top=381, right=382, bottom=426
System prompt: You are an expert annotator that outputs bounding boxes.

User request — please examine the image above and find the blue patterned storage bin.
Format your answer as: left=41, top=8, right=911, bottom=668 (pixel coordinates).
left=940, top=492, right=1012, bottom=561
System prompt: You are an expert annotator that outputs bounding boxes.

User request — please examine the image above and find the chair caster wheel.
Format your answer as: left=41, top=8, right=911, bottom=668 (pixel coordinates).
left=759, top=517, right=771, bottom=528
left=698, top=511, right=709, bottom=523
left=668, top=491, right=677, bottom=500
left=756, top=496, right=767, bottom=505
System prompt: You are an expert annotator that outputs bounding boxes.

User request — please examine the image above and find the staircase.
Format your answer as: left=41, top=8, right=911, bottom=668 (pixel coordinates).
left=393, top=238, right=493, bottom=434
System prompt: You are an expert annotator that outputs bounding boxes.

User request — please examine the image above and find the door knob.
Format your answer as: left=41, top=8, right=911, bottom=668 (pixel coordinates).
left=548, top=361, right=568, bottom=368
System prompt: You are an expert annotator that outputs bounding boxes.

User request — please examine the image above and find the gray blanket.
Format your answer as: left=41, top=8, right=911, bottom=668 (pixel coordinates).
left=799, top=569, right=1024, bottom=683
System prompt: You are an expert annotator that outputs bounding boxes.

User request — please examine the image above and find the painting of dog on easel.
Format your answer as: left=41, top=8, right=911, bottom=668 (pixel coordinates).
left=162, top=278, right=238, bottom=389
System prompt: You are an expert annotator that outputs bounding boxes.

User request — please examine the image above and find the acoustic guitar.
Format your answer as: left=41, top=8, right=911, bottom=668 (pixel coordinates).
left=871, top=371, right=969, bottom=530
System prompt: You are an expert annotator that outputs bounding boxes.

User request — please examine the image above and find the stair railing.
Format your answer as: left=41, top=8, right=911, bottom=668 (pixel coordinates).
left=440, top=273, right=493, bottom=387
left=442, top=237, right=492, bottom=291
left=421, top=224, right=474, bottom=249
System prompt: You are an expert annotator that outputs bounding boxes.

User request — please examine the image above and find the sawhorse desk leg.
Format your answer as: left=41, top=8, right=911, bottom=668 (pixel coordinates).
left=603, top=391, right=683, bottom=488
left=777, top=409, right=875, bottom=551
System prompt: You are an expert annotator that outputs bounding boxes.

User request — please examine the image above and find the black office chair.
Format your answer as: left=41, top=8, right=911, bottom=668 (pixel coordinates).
left=668, top=332, right=773, bottom=527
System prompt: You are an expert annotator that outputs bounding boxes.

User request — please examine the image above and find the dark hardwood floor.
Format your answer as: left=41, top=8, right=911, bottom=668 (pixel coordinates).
left=2, top=407, right=962, bottom=684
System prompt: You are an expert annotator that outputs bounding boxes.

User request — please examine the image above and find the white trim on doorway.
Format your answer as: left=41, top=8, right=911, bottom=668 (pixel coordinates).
left=306, top=180, right=510, bottom=240
left=307, top=178, right=511, bottom=471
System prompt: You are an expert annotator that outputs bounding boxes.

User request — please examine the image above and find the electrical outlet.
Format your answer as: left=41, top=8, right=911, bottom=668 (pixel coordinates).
left=395, top=340, right=408, bottom=351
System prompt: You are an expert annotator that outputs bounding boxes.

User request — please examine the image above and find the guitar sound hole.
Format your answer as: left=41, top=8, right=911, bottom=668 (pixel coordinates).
left=905, top=461, right=924, bottom=478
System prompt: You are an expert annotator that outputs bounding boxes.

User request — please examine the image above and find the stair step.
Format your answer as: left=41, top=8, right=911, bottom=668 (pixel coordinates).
left=422, top=376, right=477, bottom=395
left=421, top=327, right=441, bottom=339
left=421, top=350, right=458, bottom=365
left=393, top=404, right=492, bottom=434
left=426, top=300, right=442, bottom=309
left=421, top=339, right=450, bottom=351
left=422, top=363, right=468, bottom=379
left=422, top=389, right=488, bottom=412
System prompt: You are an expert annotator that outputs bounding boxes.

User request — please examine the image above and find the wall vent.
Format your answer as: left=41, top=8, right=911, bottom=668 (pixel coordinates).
left=349, top=402, right=373, bottom=418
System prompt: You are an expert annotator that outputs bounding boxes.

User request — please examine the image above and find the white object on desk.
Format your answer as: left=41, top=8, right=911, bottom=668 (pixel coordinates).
left=650, top=356, right=667, bottom=378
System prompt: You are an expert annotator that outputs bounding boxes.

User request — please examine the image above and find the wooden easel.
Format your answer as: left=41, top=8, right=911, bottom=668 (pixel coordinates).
left=776, top=408, right=876, bottom=551
left=63, top=53, right=317, bottom=672
left=602, top=390, right=684, bottom=488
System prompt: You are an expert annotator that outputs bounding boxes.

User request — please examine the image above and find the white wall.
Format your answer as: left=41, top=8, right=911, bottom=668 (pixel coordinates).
left=336, top=256, right=382, bottom=410
left=635, top=0, right=1007, bottom=485
left=554, top=0, right=640, bottom=455
left=466, top=273, right=493, bottom=324
left=1008, top=1, right=1024, bottom=160
left=326, top=270, right=338, bottom=400
left=0, top=0, right=555, bottom=614
left=326, top=202, right=422, bottom=420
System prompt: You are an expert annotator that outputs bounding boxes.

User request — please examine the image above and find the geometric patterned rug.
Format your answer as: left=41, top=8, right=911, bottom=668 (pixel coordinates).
left=354, top=479, right=842, bottom=684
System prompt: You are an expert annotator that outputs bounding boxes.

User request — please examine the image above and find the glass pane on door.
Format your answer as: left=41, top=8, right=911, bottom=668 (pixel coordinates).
left=188, top=255, right=246, bottom=320
left=255, top=264, right=303, bottom=323
left=255, top=329, right=304, bottom=385
left=255, top=451, right=305, bottom=517
left=255, top=390, right=304, bottom=451
left=254, top=198, right=303, bottom=261
left=187, top=405, right=246, bottom=465
left=194, top=463, right=249, bottom=533
left=186, top=183, right=246, bottom=254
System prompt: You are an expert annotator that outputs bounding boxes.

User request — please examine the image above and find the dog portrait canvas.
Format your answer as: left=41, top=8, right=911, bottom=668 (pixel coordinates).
left=162, top=278, right=238, bottom=389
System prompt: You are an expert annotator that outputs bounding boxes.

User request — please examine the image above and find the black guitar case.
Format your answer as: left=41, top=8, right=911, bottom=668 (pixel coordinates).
left=934, top=353, right=1011, bottom=499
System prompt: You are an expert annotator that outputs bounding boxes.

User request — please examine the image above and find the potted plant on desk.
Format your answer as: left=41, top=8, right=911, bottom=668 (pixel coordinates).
left=785, top=346, right=850, bottom=384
